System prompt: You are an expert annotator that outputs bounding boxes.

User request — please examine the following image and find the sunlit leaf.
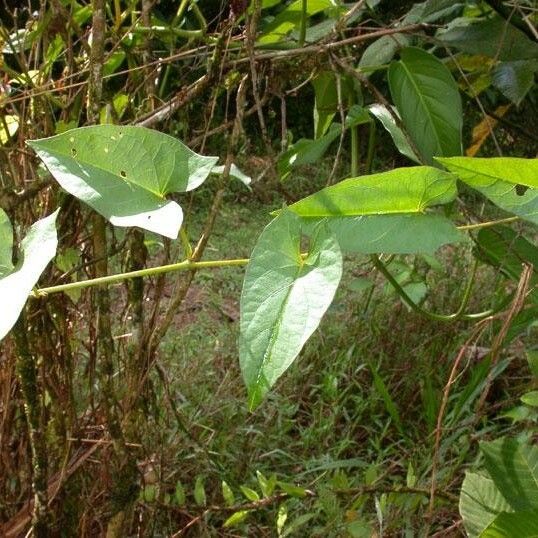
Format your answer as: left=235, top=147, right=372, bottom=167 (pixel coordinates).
left=437, top=156, right=538, bottom=224
left=288, top=167, right=457, bottom=216
left=0, top=211, right=59, bottom=342
left=368, top=104, right=421, bottom=163
left=240, top=211, right=342, bottom=410
left=28, top=125, right=218, bottom=239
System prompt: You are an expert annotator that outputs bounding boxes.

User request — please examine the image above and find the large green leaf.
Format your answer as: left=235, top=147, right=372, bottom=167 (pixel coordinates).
left=288, top=167, right=457, bottom=216
left=287, top=167, right=461, bottom=254
left=368, top=104, right=421, bottom=163
left=388, top=47, right=462, bottom=165
left=28, top=125, right=218, bottom=239
left=460, top=472, right=513, bottom=538
left=481, top=438, right=538, bottom=512
left=482, top=510, right=538, bottom=537
left=315, top=214, right=462, bottom=255
left=240, top=210, right=342, bottom=410
left=437, top=156, right=538, bottom=224
left=0, top=209, right=14, bottom=276
left=437, top=14, right=538, bottom=62
left=0, top=210, right=58, bottom=341
left=437, top=156, right=538, bottom=188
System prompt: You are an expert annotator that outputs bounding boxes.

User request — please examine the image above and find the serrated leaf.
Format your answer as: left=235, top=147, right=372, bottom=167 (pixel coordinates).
left=223, top=510, right=250, bottom=528
left=0, top=210, right=58, bottom=342
left=194, top=476, right=206, bottom=506
left=480, top=437, right=538, bottom=512
left=277, top=503, right=288, bottom=536
left=28, top=125, right=218, bottom=239
left=240, top=211, right=342, bottom=410
left=240, top=485, right=260, bottom=502
left=256, top=470, right=276, bottom=497
left=459, top=472, right=513, bottom=538
left=437, top=156, right=538, bottom=225
left=389, top=47, right=462, bottom=165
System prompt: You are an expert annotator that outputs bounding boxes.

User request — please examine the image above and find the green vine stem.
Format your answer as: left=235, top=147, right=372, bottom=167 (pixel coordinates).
left=370, top=255, right=503, bottom=322
left=31, top=258, right=250, bottom=298
left=299, top=0, right=308, bottom=46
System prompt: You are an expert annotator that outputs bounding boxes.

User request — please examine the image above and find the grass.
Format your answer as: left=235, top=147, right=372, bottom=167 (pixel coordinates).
left=126, top=170, right=537, bottom=536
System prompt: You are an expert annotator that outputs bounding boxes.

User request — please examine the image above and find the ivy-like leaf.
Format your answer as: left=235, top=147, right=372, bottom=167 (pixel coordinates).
left=389, top=47, right=462, bottom=165
left=0, top=210, right=59, bottom=341
left=28, top=125, right=218, bottom=239
left=240, top=211, right=342, bottom=410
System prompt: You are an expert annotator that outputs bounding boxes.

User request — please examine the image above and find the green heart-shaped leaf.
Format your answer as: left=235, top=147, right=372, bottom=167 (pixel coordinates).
left=28, top=125, right=218, bottom=239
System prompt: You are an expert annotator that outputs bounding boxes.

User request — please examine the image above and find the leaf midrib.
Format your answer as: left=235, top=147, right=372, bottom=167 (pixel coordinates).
left=397, top=60, right=444, bottom=157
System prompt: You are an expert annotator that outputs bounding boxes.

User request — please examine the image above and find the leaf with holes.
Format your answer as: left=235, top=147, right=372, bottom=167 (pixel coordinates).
left=0, top=210, right=58, bottom=341
left=389, top=47, right=462, bottom=164
left=240, top=210, right=342, bottom=410
left=437, top=156, right=538, bottom=225
left=28, top=125, right=218, bottom=239
left=287, top=166, right=462, bottom=254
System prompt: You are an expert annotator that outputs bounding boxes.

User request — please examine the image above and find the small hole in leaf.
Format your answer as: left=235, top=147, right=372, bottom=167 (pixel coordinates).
left=516, top=184, right=528, bottom=196
left=120, top=170, right=127, bottom=178
left=71, top=148, right=77, bottom=157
